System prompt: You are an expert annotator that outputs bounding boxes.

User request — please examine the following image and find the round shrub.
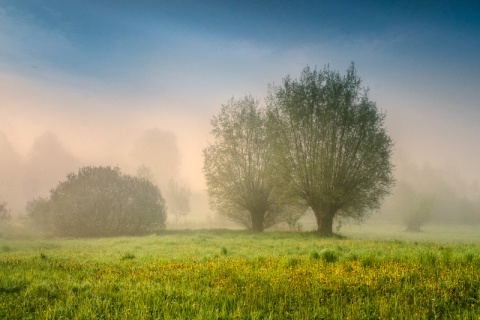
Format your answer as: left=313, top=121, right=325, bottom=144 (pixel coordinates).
left=27, top=166, right=166, bottom=237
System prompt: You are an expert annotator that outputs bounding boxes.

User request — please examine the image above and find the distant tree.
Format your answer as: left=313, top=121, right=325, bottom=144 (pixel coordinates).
left=267, top=64, right=395, bottom=236
left=394, top=182, right=435, bottom=232
left=404, top=195, right=435, bottom=232
left=26, top=197, right=52, bottom=232
left=381, top=162, right=480, bottom=225
left=203, top=96, right=288, bottom=232
left=0, top=199, right=11, bottom=223
left=165, top=179, right=191, bottom=224
left=0, top=133, right=24, bottom=212
left=24, top=131, right=80, bottom=200
left=136, top=165, right=156, bottom=183
left=27, top=166, right=166, bottom=237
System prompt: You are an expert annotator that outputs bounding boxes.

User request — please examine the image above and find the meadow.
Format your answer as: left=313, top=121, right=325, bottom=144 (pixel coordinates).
left=1, top=227, right=480, bottom=319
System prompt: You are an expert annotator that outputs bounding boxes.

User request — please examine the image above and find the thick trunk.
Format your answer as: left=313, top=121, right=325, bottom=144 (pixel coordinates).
left=312, top=206, right=335, bottom=236
left=250, top=210, right=265, bottom=232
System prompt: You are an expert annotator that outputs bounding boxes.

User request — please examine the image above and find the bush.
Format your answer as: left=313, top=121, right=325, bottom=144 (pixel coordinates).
left=27, top=166, right=166, bottom=237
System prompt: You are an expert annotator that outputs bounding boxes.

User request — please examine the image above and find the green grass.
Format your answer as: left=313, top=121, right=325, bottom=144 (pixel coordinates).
left=339, top=221, right=480, bottom=243
left=1, top=229, right=480, bottom=319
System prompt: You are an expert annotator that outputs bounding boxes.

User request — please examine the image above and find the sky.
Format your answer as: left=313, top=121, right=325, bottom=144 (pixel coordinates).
left=1, top=0, right=479, bottom=212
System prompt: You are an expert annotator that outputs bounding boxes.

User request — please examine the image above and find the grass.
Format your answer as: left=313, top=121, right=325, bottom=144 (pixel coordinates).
left=339, top=221, right=480, bottom=243
left=1, top=229, right=480, bottom=318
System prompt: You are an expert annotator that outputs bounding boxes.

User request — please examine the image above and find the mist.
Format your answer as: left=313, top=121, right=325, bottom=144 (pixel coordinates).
left=1, top=1, right=479, bottom=232
left=378, top=158, right=480, bottom=227
left=129, top=128, right=180, bottom=187
left=1, top=68, right=480, bottom=230
left=1, top=66, right=479, bottom=230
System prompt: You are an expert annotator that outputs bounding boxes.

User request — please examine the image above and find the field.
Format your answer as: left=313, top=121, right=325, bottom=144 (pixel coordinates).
left=2, top=227, right=480, bottom=319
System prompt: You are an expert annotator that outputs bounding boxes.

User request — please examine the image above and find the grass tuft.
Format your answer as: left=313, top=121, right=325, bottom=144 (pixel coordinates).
left=309, top=250, right=320, bottom=260
left=121, top=252, right=135, bottom=260
left=285, top=257, right=299, bottom=268
left=221, top=247, right=228, bottom=256
left=321, top=249, right=338, bottom=263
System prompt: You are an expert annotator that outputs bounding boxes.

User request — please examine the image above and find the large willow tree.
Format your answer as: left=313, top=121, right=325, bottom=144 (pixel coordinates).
left=267, top=64, right=394, bottom=235
left=203, top=96, right=286, bottom=232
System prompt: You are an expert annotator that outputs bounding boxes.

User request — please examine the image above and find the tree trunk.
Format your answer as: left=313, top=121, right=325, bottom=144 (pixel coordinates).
left=250, top=210, right=265, bottom=232
left=312, top=207, right=335, bottom=236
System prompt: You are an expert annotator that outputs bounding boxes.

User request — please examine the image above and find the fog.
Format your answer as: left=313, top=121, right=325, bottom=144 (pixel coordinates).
left=1, top=70, right=479, bottom=229
left=1, top=1, right=479, bottom=230
left=377, top=156, right=480, bottom=226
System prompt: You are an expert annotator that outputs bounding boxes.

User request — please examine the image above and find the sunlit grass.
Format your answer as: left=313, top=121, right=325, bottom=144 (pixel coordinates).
left=1, top=229, right=480, bottom=318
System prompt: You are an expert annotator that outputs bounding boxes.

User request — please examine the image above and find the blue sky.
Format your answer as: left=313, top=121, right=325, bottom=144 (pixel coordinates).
left=1, top=0, right=479, bottom=192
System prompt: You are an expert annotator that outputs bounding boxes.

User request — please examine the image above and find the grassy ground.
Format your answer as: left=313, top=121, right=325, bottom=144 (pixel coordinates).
left=1, top=229, right=480, bottom=319
left=340, top=222, right=480, bottom=243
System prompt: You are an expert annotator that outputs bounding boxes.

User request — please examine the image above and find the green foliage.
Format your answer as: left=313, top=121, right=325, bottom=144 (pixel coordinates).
left=321, top=249, right=339, bottom=263
left=309, top=250, right=320, bottom=260
left=26, top=196, right=52, bottom=232
left=285, top=257, right=299, bottom=268
left=2, top=232, right=480, bottom=319
left=0, top=199, right=11, bottom=223
left=121, top=252, right=135, bottom=260
left=267, top=64, right=395, bottom=235
left=203, top=96, right=289, bottom=232
left=27, top=166, right=166, bottom=237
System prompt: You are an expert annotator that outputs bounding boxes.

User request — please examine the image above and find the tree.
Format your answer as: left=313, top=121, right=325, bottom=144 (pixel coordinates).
left=26, top=197, right=52, bottom=232
left=27, top=166, right=166, bottom=237
left=165, top=179, right=191, bottom=225
left=136, top=165, right=156, bottom=183
left=400, top=184, right=435, bottom=232
left=203, top=96, right=287, bottom=232
left=267, top=64, right=394, bottom=236
left=0, top=199, right=11, bottom=223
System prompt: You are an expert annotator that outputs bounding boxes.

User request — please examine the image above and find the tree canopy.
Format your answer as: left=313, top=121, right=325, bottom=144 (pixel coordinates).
left=203, top=96, right=288, bottom=231
left=27, top=166, right=166, bottom=237
left=267, top=64, right=394, bottom=235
